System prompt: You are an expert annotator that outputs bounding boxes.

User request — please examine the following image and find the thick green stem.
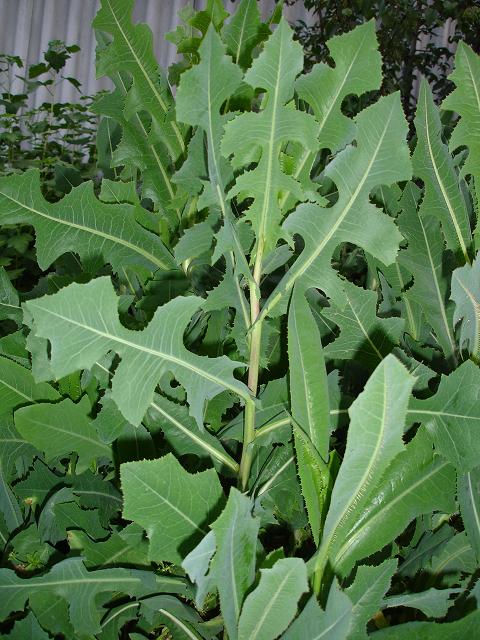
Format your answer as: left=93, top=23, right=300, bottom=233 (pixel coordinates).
left=239, top=254, right=264, bottom=490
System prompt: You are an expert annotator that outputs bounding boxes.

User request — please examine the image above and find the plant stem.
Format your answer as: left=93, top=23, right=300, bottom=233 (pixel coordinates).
left=239, top=250, right=264, bottom=490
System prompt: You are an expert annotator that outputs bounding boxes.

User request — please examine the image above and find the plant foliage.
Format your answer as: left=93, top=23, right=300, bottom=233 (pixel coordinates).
left=0, top=0, right=479, bottom=637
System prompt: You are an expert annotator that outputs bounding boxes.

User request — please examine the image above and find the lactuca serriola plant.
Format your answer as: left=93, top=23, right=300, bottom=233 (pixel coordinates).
left=0, top=0, right=479, bottom=637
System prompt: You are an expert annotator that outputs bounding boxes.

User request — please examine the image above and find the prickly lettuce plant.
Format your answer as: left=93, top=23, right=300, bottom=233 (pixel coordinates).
left=0, top=0, right=479, bottom=637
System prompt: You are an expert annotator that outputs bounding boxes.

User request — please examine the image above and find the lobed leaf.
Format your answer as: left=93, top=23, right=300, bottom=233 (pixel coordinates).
left=443, top=42, right=480, bottom=187
left=0, top=169, right=176, bottom=275
left=262, top=92, right=411, bottom=317
left=121, top=453, right=224, bottom=564
left=24, top=277, right=250, bottom=427
left=408, top=361, right=480, bottom=471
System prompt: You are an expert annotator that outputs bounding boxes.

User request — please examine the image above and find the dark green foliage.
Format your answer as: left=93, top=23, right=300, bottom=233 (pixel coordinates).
left=0, top=1, right=479, bottom=638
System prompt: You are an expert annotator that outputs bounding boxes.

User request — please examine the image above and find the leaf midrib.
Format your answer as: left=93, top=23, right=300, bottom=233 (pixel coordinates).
left=280, top=27, right=369, bottom=210
left=0, top=190, right=171, bottom=271
left=124, top=467, right=206, bottom=535
left=334, top=460, right=450, bottom=568
left=264, top=98, right=396, bottom=319
left=104, top=0, right=185, bottom=155
left=423, top=88, right=470, bottom=262
left=30, top=303, right=249, bottom=402
left=453, top=272, right=480, bottom=358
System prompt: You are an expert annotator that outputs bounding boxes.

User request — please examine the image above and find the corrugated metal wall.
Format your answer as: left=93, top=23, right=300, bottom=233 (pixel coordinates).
left=0, top=0, right=313, bottom=107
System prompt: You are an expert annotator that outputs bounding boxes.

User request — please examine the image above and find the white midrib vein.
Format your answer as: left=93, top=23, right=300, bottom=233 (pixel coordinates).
left=334, top=460, right=451, bottom=567
left=263, top=100, right=396, bottom=320
left=290, top=302, right=316, bottom=444
left=20, top=416, right=111, bottom=454
left=0, top=191, right=170, bottom=270
left=417, top=213, right=456, bottom=355
left=234, top=0, right=251, bottom=64
left=408, top=408, right=480, bottom=421
left=256, top=36, right=283, bottom=264
left=453, top=273, right=480, bottom=358
left=248, top=569, right=294, bottom=639
left=159, top=609, right=199, bottom=640
left=227, top=504, right=242, bottom=622
left=466, top=470, right=480, bottom=541
left=423, top=89, right=470, bottom=263
left=463, top=48, right=480, bottom=130
left=432, top=541, right=471, bottom=576
left=0, top=378, right=36, bottom=403
left=346, top=291, right=384, bottom=361
left=125, top=468, right=206, bottom=534
left=0, top=576, right=141, bottom=589
left=94, top=360, right=239, bottom=472
left=150, top=400, right=239, bottom=472
left=316, top=367, right=389, bottom=571
left=30, top=304, right=250, bottom=402
left=105, top=0, right=185, bottom=155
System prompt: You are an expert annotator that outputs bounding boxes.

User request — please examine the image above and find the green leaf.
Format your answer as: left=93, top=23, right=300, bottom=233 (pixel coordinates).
left=15, top=397, right=112, bottom=473
left=398, top=526, right=455, bottom=579
left=0, top=418, right=37, bottom=483
left=0, top=356, right=60, bottom=417
left=0, top=267, right=21, bottom=324
left=413, top=80, right=472, bottom=263
left=221, top=376, right=289, bottom=446
left=458, top=465, right=480, bottom=561
left=262, top=92, right=411, bottom=317
left=222, top=19, right=318, bottom=259
left=237, top=557, right=308, bottom=640
left=209, top=489, right=260, bottom=640
left=297, top=20, right=381, bottom=155
left=397, top=182, right=457, bottom=359
left=24, top=277, right=250, bottom=427
left=443, top=42, right=480, bottom=188
left=182, top=530, right=216, bottom=609
left=177, top=25, right=242, bottom=208
left=140, top=594, right=204, bottom=640
left=429, top=532, right=477, bottom=583
left=13, top=459, right=61, bottom=508
left=145, top=393, right=239, bottom=473
left=93, top=0, right=185, bottom=161
left=0, top=467, right=22, bottom=533
left=333, top=429, right=456, bottom=576
left=121, top=453, right=224, bottom=563
left=221, top=0, right=268, bottom=68
left=93, top=81, right=180, bottom=216
left=323, top=280, right=404, bottom=370
left=288, top=286, right=330, bottom=458
left=371, top=609, right=480, bottom=639
left=314, top=355, right=414, bottom=582
left=288, top=286, right=330, bottom=544
left=285, top=20, right=382, bottom=211
left=408, top=361, right=480, bottom=471
left=0, top=170, right=175, bottom=274
left=3, top=612, right=50, bottom=640
left=451, top=252, right=480, bottom=361
left=346, top=560, right=397, bottom=640
left=283, top=579, right=353, bottom=640
left=72, top=526, right=149, bottom=568
left=0, top=557, right=158, bottom=636
left=67, top=471, right=122, bottom=524
left=383, top=587, right=459, bottom=619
